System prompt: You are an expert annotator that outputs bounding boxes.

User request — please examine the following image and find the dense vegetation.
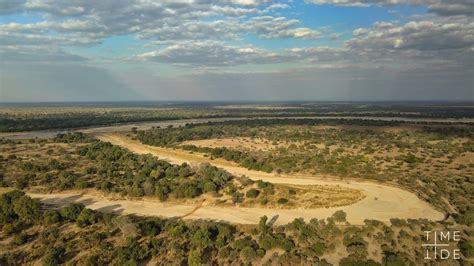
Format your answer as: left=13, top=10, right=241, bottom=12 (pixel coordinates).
left=1, top=102, right=473, bottom=132
left=136, top=119, right=474, bottom=225
left=0, top=134, right=362, bottom=209
left=0, top=134, right=233, bottom=201
left=0, top=108, right=221, bottom=132
left=1, top=192, right=472, bottom=265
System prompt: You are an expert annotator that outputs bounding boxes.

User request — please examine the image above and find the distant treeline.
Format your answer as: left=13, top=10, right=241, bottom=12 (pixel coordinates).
left=1, top=102, right=473, bottom=132
left=0, top=111, right=198, bottom=132
left=137, top=118, right=474, bottom=147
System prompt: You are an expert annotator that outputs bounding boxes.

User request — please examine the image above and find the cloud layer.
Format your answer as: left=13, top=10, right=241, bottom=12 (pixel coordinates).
left=1, top=0, right=473, bottom=101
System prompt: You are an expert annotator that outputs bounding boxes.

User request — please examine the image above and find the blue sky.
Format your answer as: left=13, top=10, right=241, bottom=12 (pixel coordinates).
left=0, top=0, right=473, bottom=101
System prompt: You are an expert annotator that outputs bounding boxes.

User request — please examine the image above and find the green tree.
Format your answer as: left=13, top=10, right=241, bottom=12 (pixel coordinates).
left=0, top=190, right=25, bottom=224
left=192, top=228, right=212, bottom=249
left=60, top=203, right=85, bottom=221
left=332, top=210, right=347, bottom=223
left=203, top=182, right=217, bottom=193
left=43, top=247, right=65, bottom=266
left=241, top=246, right=257, bottom=262
left=311, top=242, right=326, bottom=256
left=43, top=209, right=61, bottom=225
left=12, top=194, right=41, bottom=223
left=129, top=184, right=144, bottom=197
left=76, top=208, right=97, bottom=227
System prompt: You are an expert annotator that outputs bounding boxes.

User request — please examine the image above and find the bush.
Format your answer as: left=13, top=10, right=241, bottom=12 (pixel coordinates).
left=457, top=209, right=474, bottom=226
left=312, top=242, right=325, bottom=256
left=188, top=249, right=202, bottom=266
left=258, top=233, right=294, bottom=252
left=233, top=238, right=255, bottom=251
left=2, top=224, right=16, bottom=235
left=203, top=182, right=217, bottom=193
left=390, top=218, right=407, bottom=227
left=12, top=194, right=41, bottom=223
left=138, top=219, right=162, bottom=237
left=129, top=184, right=144, bottom=197
left=246, top=189, right=260, bottom=198
left=256, top=180, right=269, bottom=189
left=43, top=209, right=61, bottom=225
left=332, top=210, right=347, bottom=223
left=277, top=198, right=288, bottom=204
left=340, top=255, right=380, bottom=266
left=383, top=252, right=406, bottom=266
left=460, top=239, right=474, bottom=258
left=43, top=247, right=65, bottom=266
left=76, top=208, right=97, bottom=227
left=241, top=246, right=257, bottom=261
left=191, top=228, right=212, bottom=249
left=0, top=190, right=41, bottom=224
left=60, top=203, right=85, bottom=221
left=14, top=233, right=28, bottom=245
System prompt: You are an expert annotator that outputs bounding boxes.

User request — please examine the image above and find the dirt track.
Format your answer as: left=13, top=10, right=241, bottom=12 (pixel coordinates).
left=33, top=133, right=439, bottom=225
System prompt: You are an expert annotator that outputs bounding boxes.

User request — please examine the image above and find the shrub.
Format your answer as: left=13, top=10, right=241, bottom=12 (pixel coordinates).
left=241, top=246, right=257, bottom=261
left=390, top=218, right=407, bottom=227
left=340, top=255, right=380, bottom=266
left=191, top=228, right=212, bottom=249
left=43, top=247, right=65, bottom=266
left=332, top=210, right=347, bottom=223
left=43, top=210, right=61, bottom=225
left=383, top=252, right=406, bottom=266
left=258, top=216, right=268, bottom=234
left=2, top=224, right=16, bottom=235
left=188, top=249, right=202, bottom=266
left=312, top=242, right=326, bottom=256
left=203, top=182, right=217, bottom=193
left=457, top=209, right=474, bottom=226
left=60, top=203, right=85, bottom=221
left=256, top=180, right=269, bottom=189
left=277, top=198, right=288, bottom=204
left=233, top=238, right=255, bottom=251
left=76, top=208, right=97, bottom=227
left=14, top=233, right=28, bottom=245
left=246, top=189, right=260, bottom=198
left=460, top=239, right=474, bottom=258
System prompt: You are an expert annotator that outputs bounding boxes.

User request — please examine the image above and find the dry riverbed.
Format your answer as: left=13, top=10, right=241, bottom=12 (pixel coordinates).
left=74, top=133, right=445, bottom=225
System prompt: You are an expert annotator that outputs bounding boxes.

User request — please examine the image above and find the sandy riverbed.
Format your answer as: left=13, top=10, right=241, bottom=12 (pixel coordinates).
left=43, top=133, right=441, bottom=225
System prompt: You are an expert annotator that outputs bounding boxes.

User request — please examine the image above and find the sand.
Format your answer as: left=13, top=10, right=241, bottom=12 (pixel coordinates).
left=33, top=133, right=441, bottom=226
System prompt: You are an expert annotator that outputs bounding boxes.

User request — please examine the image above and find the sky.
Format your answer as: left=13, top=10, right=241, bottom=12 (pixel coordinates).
left=0, top=0, right=473, bottom=102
